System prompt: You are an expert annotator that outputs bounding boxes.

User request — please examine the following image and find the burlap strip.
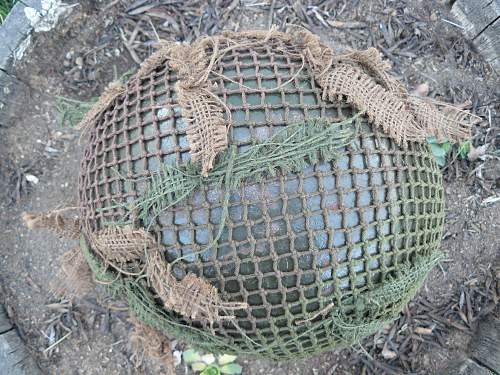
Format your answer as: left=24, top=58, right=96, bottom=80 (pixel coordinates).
left=177, top=83, right=229, bottom=175
left=129, top=315, right=175, bottom=373
left=90, top=225, right=156, bottom=265
left=88, top=225, right=248, bottom=323
left=319, top=63, right=426, bottom=144
left=293, top=28, right=480, bottom=145
left=168, top=38, right=229, bottom=176
left=147, top=247, right=247, bottom=324
left=23, top=210, right=80, bottom=239
left=53, top=246, right=94, bottom=298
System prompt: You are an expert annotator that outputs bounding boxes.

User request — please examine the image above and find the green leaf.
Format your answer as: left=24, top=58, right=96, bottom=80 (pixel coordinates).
left=218, top=354, right=238, bottom=365
left=441, top=141, right=451, bottom=153
left=201, top=354, right=216, bottom=364
left=435, top=155, right=446, bottom=167
left=200, top=365, right=221, bottom=375
left=220, top=363, right=243, bottom=374
left=183, top=349, right=201, bottom=364
left=430, top=143, right=446, bottom=158
left=192, top=362, right=208, bottom=371
left=458, top=140, right=471, bottom=159
left=427, top=136, right=438, bottom=144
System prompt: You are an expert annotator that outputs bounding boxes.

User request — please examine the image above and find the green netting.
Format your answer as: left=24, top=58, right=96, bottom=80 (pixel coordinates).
left=101, top=116, right=359, bottom=229
left=78, top=37, right=445, bottom=360
left=81, top=235, right=442, bottom=359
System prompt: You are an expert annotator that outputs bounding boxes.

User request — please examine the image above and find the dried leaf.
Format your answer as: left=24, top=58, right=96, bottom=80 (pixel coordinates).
left=412, top=83, right=430, bottom=97
left=415, top=326, right=434, bottom=335
left=220, top=363, right=243, bottom=374
left=218, top=354, right=237, bottom=365
left=382, top=345, right=397, bottom=360
left=468, top=144, right=489, bottom=161
left=25, top=174, right=39, bottom=184
left=183, top=349, right=201, bottom=364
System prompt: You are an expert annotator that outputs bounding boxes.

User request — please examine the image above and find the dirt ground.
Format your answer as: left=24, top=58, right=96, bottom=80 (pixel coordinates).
left=0, top=1, right=498, bottom=374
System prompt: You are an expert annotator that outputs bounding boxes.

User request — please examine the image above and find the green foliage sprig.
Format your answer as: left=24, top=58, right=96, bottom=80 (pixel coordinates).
left=0, top=0, right=17, bottom=24
left=183, top=349, right=242, bottom=375
left=427, top=137, right=471, bottom=167
left=133, top=114, right=361, bottom=225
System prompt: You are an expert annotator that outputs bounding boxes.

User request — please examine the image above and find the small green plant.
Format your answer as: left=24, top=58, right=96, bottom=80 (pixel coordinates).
left=427, top=137, right=450, bottom=167
left=457, top=140, right=471, bottom=159
left=55, top=96, right=96, bottom=127
left=427, top=137, right=471, bottom=167
left=182, top=349, right=242, bottom=375
left=0, top=0, right=17, bottom=24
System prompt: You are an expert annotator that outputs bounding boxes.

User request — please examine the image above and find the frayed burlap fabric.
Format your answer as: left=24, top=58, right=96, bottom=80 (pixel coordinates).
left=23, top=211, right=80, bottom=239
left=90, top=226, right=155, bottom=264
left=53, top=246, right=94, bottom=298
left=168, top=39, right=230, bottom=176
left=147, top=247, right=247, bottom=323
left=129, top=315, right=175, bottom=373
left=292, top=28, right=478, bottom=146
left=319, top=62, right=426, bottom=143
left=175, top=83, right=228, bottom=176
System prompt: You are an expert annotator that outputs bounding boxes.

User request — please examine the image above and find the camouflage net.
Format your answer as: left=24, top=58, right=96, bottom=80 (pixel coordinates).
left=77, top=28, right=478, bottom=175
left=80, top=235, right=443, bottom=359
left=23, top=28, right=463, bottom=360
